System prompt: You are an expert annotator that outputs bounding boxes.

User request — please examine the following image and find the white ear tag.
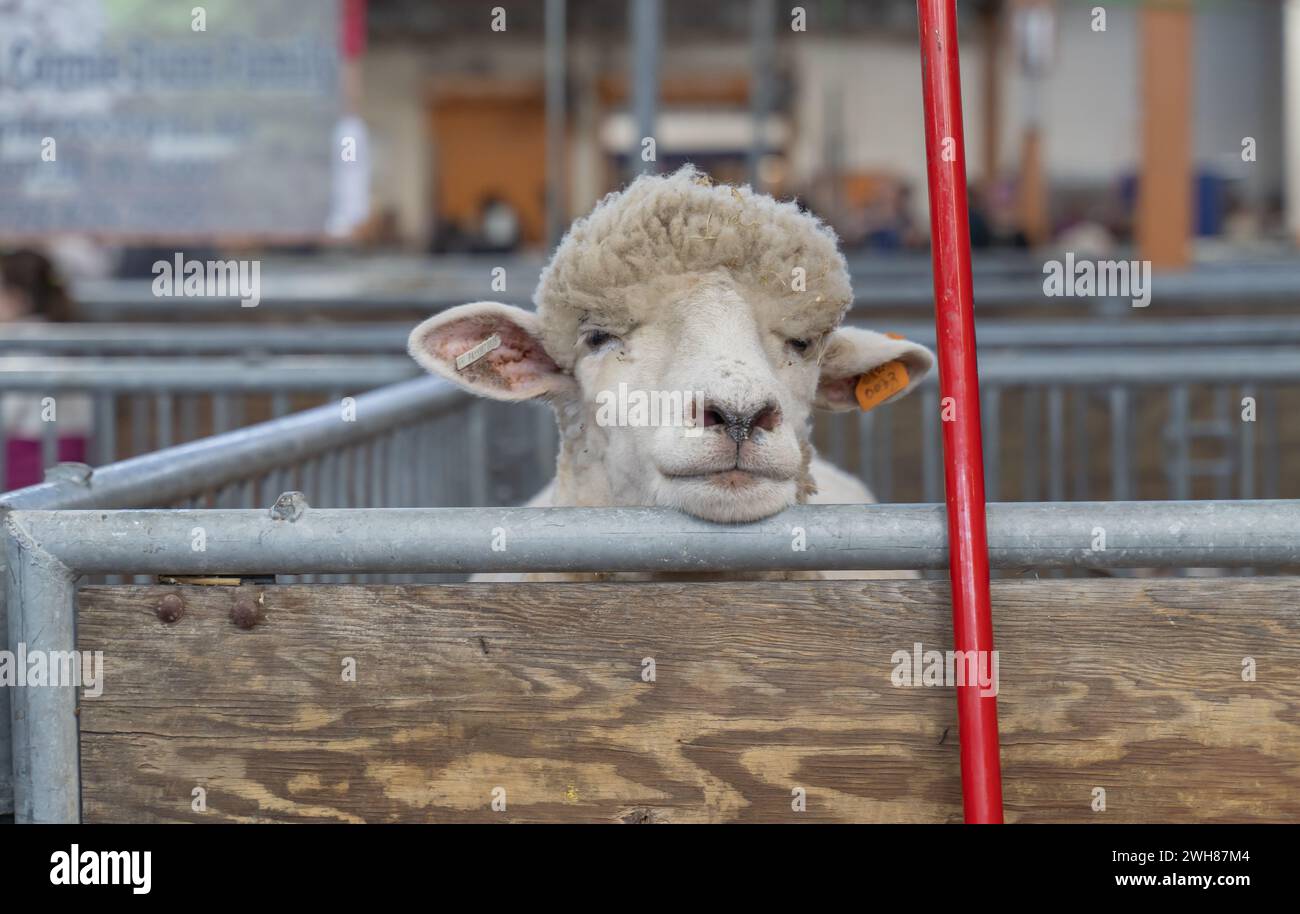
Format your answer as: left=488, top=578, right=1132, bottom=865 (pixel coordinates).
left=455, top=334, right=502, bottom=370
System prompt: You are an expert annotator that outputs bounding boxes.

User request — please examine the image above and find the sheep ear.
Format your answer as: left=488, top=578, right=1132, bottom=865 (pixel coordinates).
left=814, top=327, right=934, bottom=412
left=409, top=302, right=574, bottom=401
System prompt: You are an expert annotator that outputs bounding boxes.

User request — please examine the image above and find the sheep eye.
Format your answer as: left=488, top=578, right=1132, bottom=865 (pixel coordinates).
left=583, top=330, right=617, bottom=349
left=788, top=338, right=811, bottom=354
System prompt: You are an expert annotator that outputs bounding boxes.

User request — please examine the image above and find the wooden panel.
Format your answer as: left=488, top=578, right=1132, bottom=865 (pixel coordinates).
left=77, top=578, right=1300, bottom=823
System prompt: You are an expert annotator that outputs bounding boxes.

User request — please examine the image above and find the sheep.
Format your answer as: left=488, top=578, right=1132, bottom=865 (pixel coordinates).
left=409, top=165, right=934, bottom=581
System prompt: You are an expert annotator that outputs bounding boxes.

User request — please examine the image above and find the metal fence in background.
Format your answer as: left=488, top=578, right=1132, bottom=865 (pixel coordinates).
left=65, top=258, right=1300, bottom=319
left=0, top=356, right=420, bottom=484
left=3, top=334, right=1297, bottom=507
left=2, top=347, right=1298, bottom=817
left=824, top=347, right=1299, bottom=505
left=7, top=316, right=1300, bottom=356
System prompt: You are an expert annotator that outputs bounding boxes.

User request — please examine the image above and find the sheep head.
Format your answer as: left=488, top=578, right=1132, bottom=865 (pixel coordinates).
left=410, top=165, right=932, bottom=523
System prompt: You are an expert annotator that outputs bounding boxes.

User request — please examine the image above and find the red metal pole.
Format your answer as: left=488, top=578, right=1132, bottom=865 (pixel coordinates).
left=915, top=0, right=1004, bottom=823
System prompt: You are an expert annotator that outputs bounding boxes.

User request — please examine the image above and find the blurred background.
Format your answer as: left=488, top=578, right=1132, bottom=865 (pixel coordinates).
left=0, top=0, right=1296, bottom=514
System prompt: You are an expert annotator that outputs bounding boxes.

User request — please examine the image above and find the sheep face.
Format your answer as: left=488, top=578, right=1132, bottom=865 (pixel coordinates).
left=409, top=287, right=930, bottom=522
left=409, top=167, right=933, bottom=523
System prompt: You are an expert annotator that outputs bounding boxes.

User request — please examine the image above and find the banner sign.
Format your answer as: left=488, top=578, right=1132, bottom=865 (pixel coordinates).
left=0, top=0, right=342, bottom=238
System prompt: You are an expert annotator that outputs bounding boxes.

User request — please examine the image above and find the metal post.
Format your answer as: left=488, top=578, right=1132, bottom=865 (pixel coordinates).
left=1110, top=387, right=1132, bottom=500
left=1022, top=388, right=1042, bottom=500
left=982, top=387, right=1001, bottom=501
left=1169, top=385, right=1192, bottom=500
left=1047, top=386, right=1065, bottom=502
left=874, top=402, right=893, bottom=502
left=748, top=0, right=776, bottom=190
left=630, top=0, right=660, bottom=176
left=4, top=514, right=79, bottom=823
left=1072, top=389, right=1090, bottom=500
left=545, top=0, right=567, bottom=248
left=921, top=390, right=941, bottom=503
left=915, top=0, right=1004, bottom=823
left=1239, top=385, right=1256, bottom=499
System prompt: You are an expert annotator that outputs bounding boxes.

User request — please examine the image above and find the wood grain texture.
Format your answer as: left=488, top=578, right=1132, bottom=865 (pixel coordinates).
left=76, top=578, right=1300, bottom=823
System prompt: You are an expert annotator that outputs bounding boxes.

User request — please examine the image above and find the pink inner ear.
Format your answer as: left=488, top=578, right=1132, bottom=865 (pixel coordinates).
left=817, top=374, right=858, bottom=409
left=431, top=315, right=559, bottom=394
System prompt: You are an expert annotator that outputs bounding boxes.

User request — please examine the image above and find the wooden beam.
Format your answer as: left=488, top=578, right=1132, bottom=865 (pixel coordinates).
left=77, top=578, right=1300, bottom=823
left=1012, top=0, right=1052, bottom=246
left=1018, top=128, right=1051, bottom=252
left=1137, top=0, right=1195, bottom=268
left=979, top=0, right=1005, bottom=191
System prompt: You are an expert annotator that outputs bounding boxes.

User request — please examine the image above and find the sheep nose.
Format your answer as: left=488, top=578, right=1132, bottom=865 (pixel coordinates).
left=698, top=400, right=782, bottom=442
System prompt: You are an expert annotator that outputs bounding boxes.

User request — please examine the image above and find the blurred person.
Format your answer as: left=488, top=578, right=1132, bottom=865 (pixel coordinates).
left=967, top=189, right=993, bottom=249
left=0, top=250, right=74, bottom=323
left=475, top=194, right=522, bottom=254
left=1223, top=192, right=1263, bottom=245
left=0, top=249, right=92, bottom=490
left=983, top=177, right=1030, bottom=248
left=430, top=217, right=472, bottom=254
left=1054, top=203, right=1118, bottom=258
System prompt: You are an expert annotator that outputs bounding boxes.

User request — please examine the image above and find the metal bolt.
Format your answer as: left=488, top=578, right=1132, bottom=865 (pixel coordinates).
left=230, top=598, right=260, bottom=630
left=270, top=491, right=309, bottom=523
left=156, top=593, right=185, bottom=624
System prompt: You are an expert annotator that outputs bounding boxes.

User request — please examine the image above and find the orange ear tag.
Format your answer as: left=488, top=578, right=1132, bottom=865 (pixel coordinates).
left=854, top=360, right=910, bottom=412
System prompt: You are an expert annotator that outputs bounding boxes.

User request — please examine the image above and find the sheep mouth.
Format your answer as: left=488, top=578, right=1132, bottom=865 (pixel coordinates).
left=660, top=468, right=791, bottom=486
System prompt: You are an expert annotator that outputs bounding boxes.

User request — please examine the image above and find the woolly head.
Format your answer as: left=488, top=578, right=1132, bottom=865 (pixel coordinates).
left=410, top=166, right=932, bottom=522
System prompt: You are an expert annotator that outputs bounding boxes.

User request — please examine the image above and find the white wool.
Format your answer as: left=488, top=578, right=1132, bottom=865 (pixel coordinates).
left=534, top=165, right=853, bottom=370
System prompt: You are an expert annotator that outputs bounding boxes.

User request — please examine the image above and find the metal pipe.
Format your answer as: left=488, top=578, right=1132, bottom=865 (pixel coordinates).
left=916, top=0, right=1003, bottom=823
left=0, top=357, right=416, bottom=392
left=982, top=387, right=1001, bottom=501
left=1169, top=385, right=1192, bottom=500
left=0, top=376, right=466, bottom=512
left=11, top=350, right=1288, bottom=499
left=630, top=0, right=660, bottom=176
left=0, top=323, right=413, bottom=354
left=8, top=501, right=1299, bottom=576
left=65, top=262, right=1300, bottom=316
left=10, top=317, right=1300, bottom=354
left=921, top=389, right=941, bottom=503
left=1109, top=387, right=1132, bottom=501
left=1047, top=387, right=1065, bottom=501
left=545, top=0, right=567, bottom=248
left=748, top=0, right=776, bottom=190
left=1240, top=385, right=1256, bottom=499
left=3, top=520, right=78, bottom=823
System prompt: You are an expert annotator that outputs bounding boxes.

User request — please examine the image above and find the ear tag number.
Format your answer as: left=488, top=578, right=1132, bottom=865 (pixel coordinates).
left=855, top=360, right=909, bottom=412
left=455, top=334, right=502, bottom=370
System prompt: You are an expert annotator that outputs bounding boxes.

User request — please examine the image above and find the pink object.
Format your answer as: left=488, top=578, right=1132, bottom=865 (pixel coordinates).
left=4, top=436, right=88, bottom=491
